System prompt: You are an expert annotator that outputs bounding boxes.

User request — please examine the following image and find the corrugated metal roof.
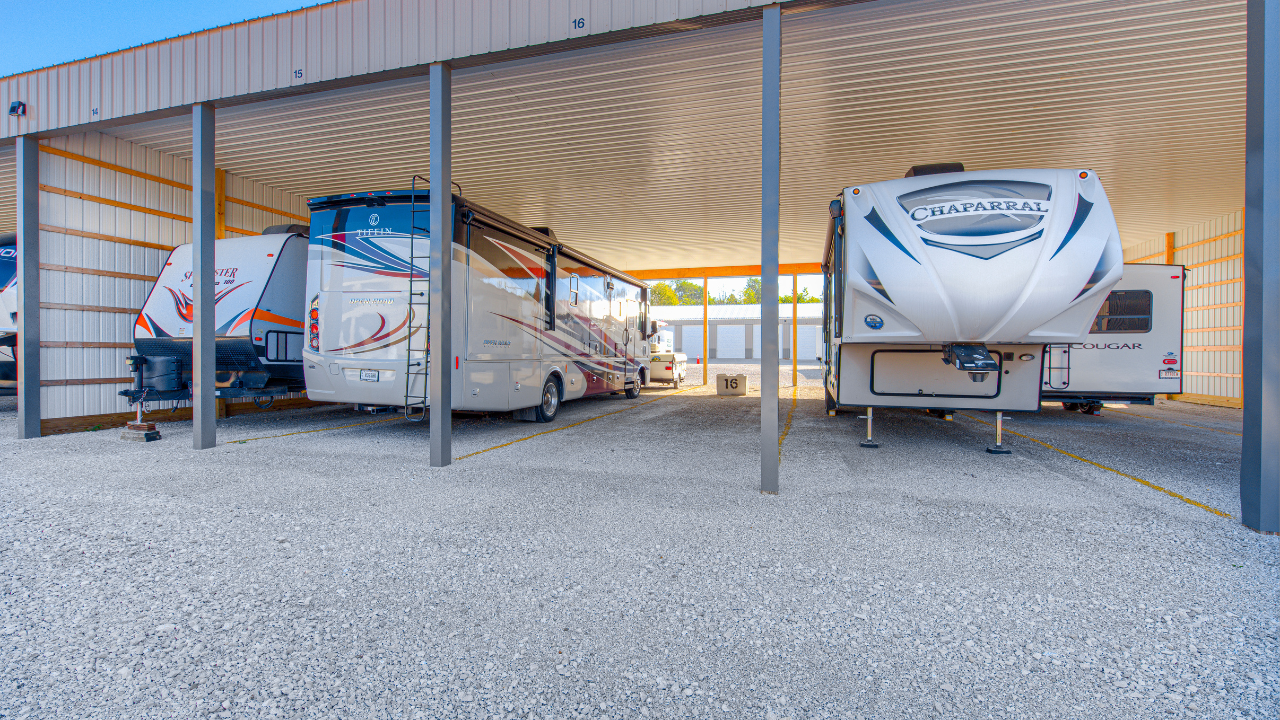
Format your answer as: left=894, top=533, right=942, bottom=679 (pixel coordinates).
left=652, top=302, right=824, bottom=321
left=4, top=0, right=1248, bottom=274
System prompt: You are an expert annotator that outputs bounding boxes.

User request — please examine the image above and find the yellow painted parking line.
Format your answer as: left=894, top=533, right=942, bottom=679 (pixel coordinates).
left=1103, top=408, right=1242, bottom=436
left=778, top=385, right=798, bottom=462
left=454, top=386, right=693, bottom=461
left=228, top=413, right=403, bottom=444
left=960, top=413, right=1234, bottom=520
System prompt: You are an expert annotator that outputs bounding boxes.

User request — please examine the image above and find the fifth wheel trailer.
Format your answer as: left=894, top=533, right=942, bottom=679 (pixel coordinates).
left=1041, top=263, right=1185, bottom=411
left=302, top=190, right=650, bottom=423
left=822, top=165, right=1124, bottom=424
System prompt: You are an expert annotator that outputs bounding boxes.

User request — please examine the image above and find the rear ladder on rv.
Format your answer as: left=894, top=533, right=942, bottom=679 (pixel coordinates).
left=403, top=175, right=430, bottom=421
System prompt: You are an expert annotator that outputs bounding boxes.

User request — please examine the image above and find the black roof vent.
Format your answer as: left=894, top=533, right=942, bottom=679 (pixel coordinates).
left=529, top=226, right=557, bottom=241
left=262, top=224, right=310, bottom=237
left=905, top=162, right=965, bottom=178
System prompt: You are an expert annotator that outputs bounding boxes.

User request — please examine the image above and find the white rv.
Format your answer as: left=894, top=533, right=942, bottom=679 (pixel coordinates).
left=822, top=165, right=1124, bottom=441
left=121, top=226, right=309, bottom=406
left=302, top=190, right=651, bottom=423
left=0, top=234, right=16, bottom=395
left=1041, top=263, right=1184, bottom=412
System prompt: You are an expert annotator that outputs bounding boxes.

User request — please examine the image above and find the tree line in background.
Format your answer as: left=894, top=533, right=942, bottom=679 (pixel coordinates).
left=648, top=278, right=820, bottom=306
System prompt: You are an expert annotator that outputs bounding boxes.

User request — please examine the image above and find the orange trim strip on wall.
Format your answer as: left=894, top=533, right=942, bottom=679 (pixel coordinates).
left=224, top=225, right=258, bottom=236
left=40, top=263, right=158, bottom=282
left=41, top=302, right=140, bottom=314
left=1184, top=345, right=1242, bottom=352
left=1185, top=253, right=1243, bottom=270
left=40, top=341, right=135, bottom=348
left=1132, top=229, right=1243, bottom=264
left=41, top=184, right=191, bottom=223
left=1184, top=371, right=1242, bottom=378
left=1185, top=278, right=1240, bottom=291
left=1174, top=229, right=1243, bottom=254
left=225, top=196, right=309, bottom=223
left=630, top=263, right=822, bottom=280
left=39, top=224, right=173, bottom=252
left=40, top=377, right=134, bottom=386
left=1185, top=326, right=1242, bottom=333
left=38, top=145, right=192, bottom=190
left=1185, top=301, right=1243, bottom=311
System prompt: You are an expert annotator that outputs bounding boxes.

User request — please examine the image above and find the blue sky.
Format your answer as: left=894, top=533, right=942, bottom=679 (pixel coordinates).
left=3, top=0, right=315, bottom=78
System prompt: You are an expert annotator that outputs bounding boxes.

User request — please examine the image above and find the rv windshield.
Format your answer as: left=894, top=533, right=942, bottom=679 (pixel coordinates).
left=309, top=204, right=424, bottom=293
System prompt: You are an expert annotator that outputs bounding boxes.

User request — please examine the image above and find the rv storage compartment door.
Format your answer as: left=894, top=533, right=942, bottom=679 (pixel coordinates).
left=465, top=362, right=510, bottom=411
left=871, top=349, right=1000, bottom=398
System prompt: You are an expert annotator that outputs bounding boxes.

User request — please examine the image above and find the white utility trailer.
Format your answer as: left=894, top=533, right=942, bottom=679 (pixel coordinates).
left=822, top=164, right=1124, bottom=449
left=1041, top=263, right=1184, bottom=412
left=302, top=189, right=651, bottom=423
left=0, top=234, right=15, bottom=396
left=645, top=328, right=687, bottom=387
left=121, top=226, right=310, bottom=407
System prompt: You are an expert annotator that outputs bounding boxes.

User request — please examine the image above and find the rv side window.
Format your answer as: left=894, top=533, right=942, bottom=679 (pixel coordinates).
left=266, top=331, right=304, bottom=361
left=1090, top=290, right=1152, bottom=334
left=569, top=275, right=580, bottom=306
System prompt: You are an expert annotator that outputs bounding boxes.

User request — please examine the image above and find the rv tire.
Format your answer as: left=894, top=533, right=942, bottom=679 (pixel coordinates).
left=534, top=377, right=561, bottom=423
left=626, top=382, right=640, bottom=400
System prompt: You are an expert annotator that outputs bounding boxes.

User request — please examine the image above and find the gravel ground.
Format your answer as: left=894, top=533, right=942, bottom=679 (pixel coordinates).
left=1, top=388, right=1276, bottom=720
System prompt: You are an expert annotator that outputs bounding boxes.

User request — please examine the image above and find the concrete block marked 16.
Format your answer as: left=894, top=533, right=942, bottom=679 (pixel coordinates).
left=717, top=374, right=748, bottom=396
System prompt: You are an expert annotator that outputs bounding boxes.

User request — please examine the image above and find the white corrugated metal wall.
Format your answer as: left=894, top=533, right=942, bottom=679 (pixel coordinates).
left=34, top=131, right=308, bottom=420
left=0, top=147, right=13, bottom=231
left=1126, top=208, right=1243, bottom=405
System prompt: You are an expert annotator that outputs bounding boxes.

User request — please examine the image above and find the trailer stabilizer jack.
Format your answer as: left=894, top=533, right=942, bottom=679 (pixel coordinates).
left=986, top=411, right=1013, bottom=454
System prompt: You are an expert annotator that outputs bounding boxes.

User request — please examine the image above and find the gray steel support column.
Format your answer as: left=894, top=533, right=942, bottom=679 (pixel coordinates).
left=760, top=4, right=781, bottom=494
left=1242, top=0, right=1280, bottom=533
left=429, top=61, right=453, bottom=468
left=191, top=103, right=217, bottom=450
left=15, top=136, right=40, bottom=439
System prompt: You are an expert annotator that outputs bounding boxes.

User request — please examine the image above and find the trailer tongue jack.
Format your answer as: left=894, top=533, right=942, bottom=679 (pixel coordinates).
left=859, top=407, right=878, bottom=448
left=986, top=411, right=1012, bottom=454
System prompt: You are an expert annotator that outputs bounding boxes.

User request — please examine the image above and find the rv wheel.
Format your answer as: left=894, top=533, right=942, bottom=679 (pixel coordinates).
left=535, top=377, right=561, bottom=423
left=1063, top=402, right=1081, bottom=412
left=626, top=382, right=640, bottom=400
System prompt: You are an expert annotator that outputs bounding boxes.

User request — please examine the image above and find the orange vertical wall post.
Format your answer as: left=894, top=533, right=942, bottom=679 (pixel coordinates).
left=214, top=169, right=227, bottom=240
left=1165, top=232, right=1176, bottom=264
left=791, top=274, right=798, bottom=387
left=702, top=276, right=709, bottom=386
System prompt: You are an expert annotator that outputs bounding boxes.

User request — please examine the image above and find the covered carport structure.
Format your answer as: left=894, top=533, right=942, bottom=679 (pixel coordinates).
left=0, top=0, right=1275, bottom=531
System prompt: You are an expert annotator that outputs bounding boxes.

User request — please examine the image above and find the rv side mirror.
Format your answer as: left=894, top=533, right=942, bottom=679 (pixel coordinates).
left=649, top=320, right=658, bottom=336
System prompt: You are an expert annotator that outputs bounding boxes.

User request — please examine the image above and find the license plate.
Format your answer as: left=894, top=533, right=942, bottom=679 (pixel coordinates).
left=359, top=369, right=379, bottom=382
left=1159, top=369, right=1180, bottom=379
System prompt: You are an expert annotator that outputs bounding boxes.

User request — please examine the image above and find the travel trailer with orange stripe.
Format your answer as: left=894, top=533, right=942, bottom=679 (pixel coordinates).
left=120, top=226, right=310, bottom=406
